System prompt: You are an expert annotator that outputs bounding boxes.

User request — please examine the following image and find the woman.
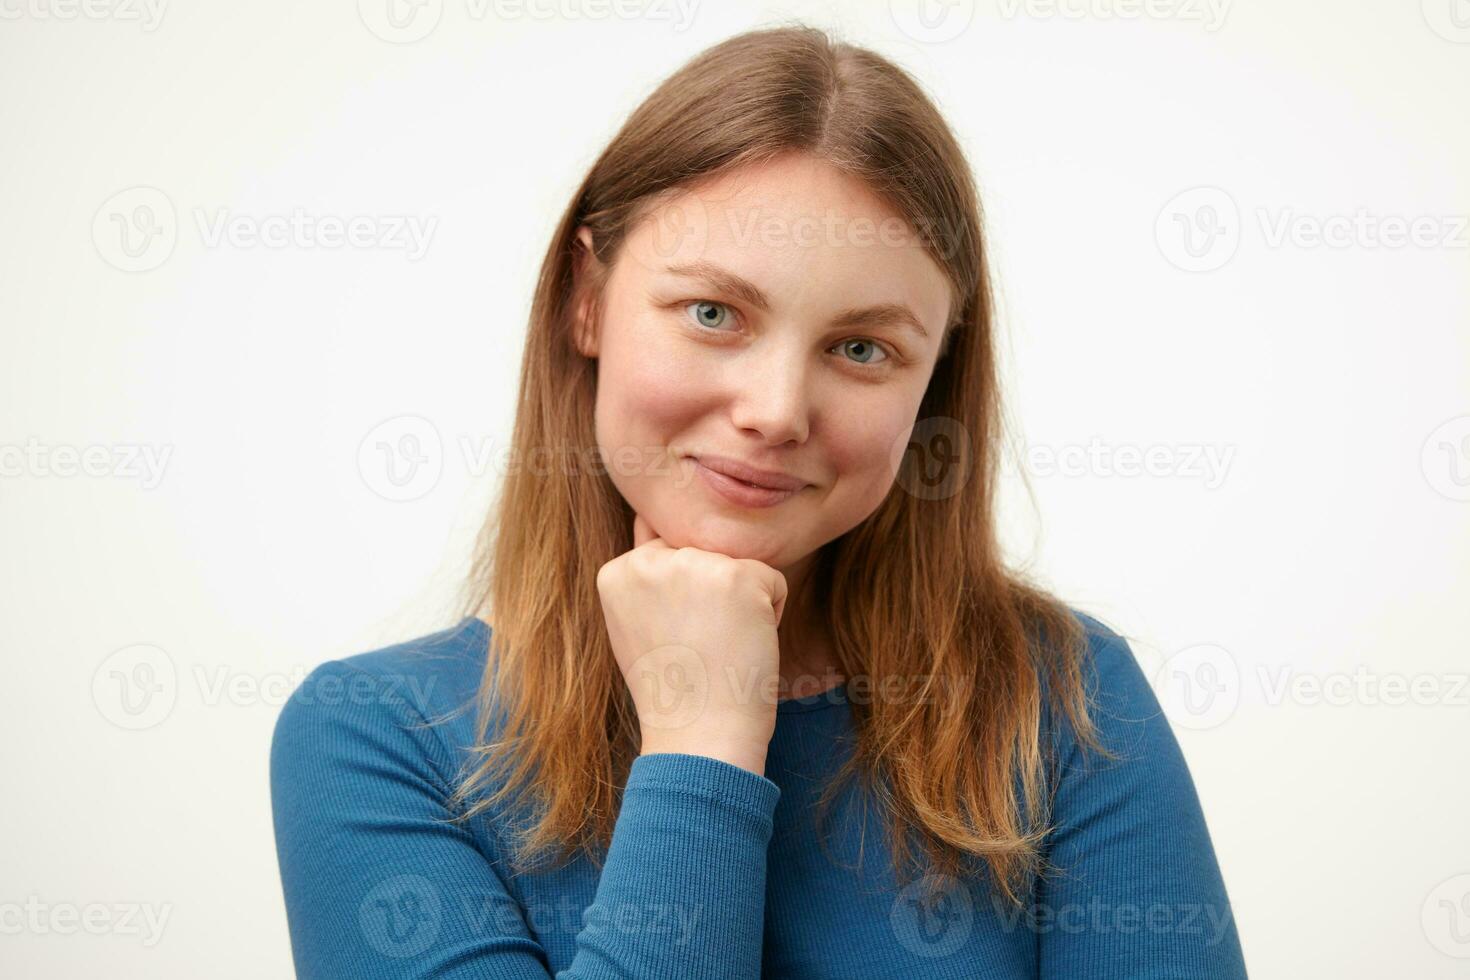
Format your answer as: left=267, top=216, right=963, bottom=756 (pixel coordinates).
left=270, top=25, right=1247, bottom=979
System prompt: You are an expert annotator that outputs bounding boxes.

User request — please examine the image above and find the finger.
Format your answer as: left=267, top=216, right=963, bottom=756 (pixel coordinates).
left=769, top=569, right=788, bottom=627
left=740, top=560, right=788, bottom=627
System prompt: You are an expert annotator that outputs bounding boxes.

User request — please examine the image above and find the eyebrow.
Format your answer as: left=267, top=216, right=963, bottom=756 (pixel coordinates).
left=662, top=260, right=931, bottom=341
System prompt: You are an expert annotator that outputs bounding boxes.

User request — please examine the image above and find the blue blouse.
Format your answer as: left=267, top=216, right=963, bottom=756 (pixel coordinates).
left=269, top=614, right=1247, bottom=978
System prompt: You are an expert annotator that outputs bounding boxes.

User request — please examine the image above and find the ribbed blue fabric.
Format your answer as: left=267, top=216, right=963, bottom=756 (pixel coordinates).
left=269, top=614, right=1247, bottom=978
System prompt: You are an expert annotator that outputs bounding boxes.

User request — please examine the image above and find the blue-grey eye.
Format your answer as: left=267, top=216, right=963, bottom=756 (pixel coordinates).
left=839, top=338, right=887, bottom=364
left=685, top=300, right=731, bottom=330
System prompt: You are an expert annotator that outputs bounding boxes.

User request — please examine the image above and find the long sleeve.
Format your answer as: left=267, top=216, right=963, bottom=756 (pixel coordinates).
left=269, top=658, right=779, bottom=979
left=1035, top=624, right=1248, bottom=978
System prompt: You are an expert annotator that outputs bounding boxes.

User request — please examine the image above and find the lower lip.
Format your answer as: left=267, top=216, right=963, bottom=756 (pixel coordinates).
left=692, top=459, right=802, bottom=508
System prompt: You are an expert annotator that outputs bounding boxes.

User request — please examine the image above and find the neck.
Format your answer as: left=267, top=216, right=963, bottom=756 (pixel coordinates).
left=775, top=550, right=843, bottom=697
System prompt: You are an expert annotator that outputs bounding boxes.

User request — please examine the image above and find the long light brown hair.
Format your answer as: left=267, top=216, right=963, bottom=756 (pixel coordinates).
left=449, top=24, right=1109, bottom=907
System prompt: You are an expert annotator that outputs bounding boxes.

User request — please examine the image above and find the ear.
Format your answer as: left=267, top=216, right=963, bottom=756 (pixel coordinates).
left=571, top=226, right=601, bottom=359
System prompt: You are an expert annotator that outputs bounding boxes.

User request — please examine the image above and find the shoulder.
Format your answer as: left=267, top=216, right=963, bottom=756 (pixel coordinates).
left=317, top=616, right=490, bottom=713
left=1034, top=613, right=1247, bottom=973
left=1044, top=608, right=1168, bottom=768
left=1072, top=609, right=1150, bottom=701
left=269, top=617, right=495, bottom=788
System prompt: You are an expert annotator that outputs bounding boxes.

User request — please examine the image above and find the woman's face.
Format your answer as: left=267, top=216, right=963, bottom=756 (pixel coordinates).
left=574, top=152, right=953, bottom=577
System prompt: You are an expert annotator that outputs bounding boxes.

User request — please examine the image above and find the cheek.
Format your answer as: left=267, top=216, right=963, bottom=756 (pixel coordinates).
left=824, top=407, right=914, bottom=507
left=597, top=327, right=710, bottom=450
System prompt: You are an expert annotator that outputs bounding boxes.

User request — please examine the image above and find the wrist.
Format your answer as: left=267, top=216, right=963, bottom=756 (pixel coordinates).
left=639, top=733, right=769, bottom=777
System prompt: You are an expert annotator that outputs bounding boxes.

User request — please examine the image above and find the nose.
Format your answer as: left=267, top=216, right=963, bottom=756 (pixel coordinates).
left=727, top=341, right=812, bottom=446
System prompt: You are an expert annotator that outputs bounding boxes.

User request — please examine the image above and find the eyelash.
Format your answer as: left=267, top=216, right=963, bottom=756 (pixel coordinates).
left=677, top=299, right=899, bottom=370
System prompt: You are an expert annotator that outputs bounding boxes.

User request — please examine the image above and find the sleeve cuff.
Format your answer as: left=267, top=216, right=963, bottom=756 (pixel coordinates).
left=625, top=752, right=781, bottom=822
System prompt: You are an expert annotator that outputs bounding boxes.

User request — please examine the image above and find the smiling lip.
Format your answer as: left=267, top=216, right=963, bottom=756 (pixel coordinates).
left=694, top=463, right=800, bottom=508
left=686, top=455, right=809, bottom=509
left=688, top=455, right=809, bottom=491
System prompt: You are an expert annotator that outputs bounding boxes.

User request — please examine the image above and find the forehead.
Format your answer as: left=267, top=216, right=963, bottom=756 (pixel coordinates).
left=618, top=154, right=954, bottom=334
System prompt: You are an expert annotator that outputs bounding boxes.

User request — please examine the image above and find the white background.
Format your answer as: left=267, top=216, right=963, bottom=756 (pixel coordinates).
left=2, top=1, right=1467, bottom=976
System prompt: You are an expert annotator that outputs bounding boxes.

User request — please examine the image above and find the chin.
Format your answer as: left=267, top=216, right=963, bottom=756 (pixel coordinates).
left=666, top=518, right=789, bottom=564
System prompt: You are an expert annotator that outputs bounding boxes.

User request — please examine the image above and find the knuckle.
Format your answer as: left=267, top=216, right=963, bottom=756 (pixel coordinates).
left=595, top=559, right=622, bottom=591
left=705, top=558, right=743, bottom=590
left=627, top=548, right=658, bottom=577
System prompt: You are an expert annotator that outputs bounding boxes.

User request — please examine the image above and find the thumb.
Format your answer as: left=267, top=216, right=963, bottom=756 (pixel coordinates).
left=768, top=568, right=789, bottom=628
left=731, top=559, right=788, bottom=626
